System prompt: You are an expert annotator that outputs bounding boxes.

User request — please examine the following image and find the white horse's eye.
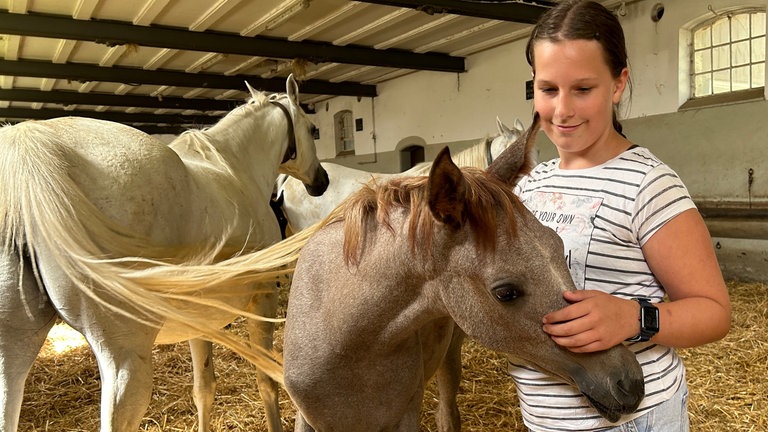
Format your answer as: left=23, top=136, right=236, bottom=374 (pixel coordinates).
left=492, top=284, right=523, bottom=302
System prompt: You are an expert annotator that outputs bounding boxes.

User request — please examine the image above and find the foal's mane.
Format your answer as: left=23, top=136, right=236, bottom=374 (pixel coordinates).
left=328, top=166, right=524, bottom=266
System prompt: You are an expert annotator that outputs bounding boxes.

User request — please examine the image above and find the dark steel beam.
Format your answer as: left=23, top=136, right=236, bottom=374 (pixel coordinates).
left=0, top=88, right=240, bottom=112
left=0, top=59, right=377, bottom=98
left=0, top=87, right=315, bottom=114
left=0, top=107, right=220, bottom=125
left=357, top=0, right=555, bottom=24
left=0, top=10, right=465, bottom=73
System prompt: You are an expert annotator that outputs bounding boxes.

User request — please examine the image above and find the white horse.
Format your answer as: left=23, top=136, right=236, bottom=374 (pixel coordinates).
left=276, top=118, right=524, bottom=234
left=0, top=75, right=327, bottom=432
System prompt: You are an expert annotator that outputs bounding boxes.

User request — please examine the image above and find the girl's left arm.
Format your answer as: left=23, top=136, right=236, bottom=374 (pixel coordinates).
left=542, top=207, right=731, bottom=352
left=641, top=207, right=731, bottom=348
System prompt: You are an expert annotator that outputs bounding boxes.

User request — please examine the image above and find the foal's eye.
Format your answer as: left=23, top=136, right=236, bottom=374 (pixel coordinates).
left=492, top=284, right=523, bottom=302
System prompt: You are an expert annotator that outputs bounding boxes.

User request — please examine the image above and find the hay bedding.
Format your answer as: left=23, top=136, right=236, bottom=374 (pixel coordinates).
left=18, top=281, right=766, bottom=431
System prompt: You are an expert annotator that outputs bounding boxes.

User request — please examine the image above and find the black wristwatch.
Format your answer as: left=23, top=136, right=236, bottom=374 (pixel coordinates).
left=627, top=298, right=659, bottom=342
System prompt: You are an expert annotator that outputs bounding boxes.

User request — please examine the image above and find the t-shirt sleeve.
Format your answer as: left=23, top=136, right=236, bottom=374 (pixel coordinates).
left=632, top=163, right=696, bottom=246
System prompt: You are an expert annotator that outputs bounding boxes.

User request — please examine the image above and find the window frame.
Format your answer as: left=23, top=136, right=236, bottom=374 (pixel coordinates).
left=681, top=8, right=765, bottom=110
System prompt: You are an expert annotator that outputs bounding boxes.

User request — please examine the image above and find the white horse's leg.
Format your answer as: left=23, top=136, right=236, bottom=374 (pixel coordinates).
left=34, top=248, right=157, bottom=432
left=189, top=338, right=216, bottom=432
left=435, top=327, right=464, bottom=432
left=82, top=321, right=156, bottom=432
left=0, top=251, right=57, bottom=432
left=246, top=286, right=283, bottom=432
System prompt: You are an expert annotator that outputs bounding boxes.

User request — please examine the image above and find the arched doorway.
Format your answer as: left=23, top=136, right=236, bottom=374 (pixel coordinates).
left=399, top=144, right=425, bottom=171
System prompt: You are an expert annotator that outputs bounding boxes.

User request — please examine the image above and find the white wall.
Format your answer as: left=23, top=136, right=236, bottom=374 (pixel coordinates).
left=310, top=0, right=768, bottom=160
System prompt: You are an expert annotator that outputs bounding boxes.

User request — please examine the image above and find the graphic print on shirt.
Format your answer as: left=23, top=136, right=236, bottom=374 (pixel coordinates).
left=523, top=191, right=603, bottom=289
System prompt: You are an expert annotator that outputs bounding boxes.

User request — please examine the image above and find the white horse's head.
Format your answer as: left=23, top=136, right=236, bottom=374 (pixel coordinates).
left=490, top=117, right=526, bottom=161
left=248, top=75, right=329, bottom=197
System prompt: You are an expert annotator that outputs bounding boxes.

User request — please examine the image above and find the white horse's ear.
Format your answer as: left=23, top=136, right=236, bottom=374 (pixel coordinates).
left=244, top=81, right=258, bottom=98
left=496, top=116, right=513, bottom=136
left=514, top=118, right=524, bottom=132
left=487, top=112, right=540, bottom=184
left=286, top=74, right=300, bottom=106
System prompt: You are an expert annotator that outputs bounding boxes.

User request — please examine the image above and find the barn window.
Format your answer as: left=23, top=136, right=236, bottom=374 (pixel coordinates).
left=334, top=110, right=355, bottom=155
left=689, top=9, right=765, bottom=104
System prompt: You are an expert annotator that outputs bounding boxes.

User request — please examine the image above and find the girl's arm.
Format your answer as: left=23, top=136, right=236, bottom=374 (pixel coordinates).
left=542, top=208, right=731, bottom=352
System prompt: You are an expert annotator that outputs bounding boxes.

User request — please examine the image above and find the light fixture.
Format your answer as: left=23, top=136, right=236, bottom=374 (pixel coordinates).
left=651, top=3, right=665, bottom=22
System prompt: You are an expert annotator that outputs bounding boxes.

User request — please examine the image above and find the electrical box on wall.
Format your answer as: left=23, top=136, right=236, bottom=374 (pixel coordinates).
left=355, top=118, right=364, bottom=131
left=525, top=80, right=534, bottom=100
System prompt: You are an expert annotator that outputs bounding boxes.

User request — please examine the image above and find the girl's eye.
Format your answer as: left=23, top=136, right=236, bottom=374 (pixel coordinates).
left=539, top=87, right=557, bottom=94
left=577, top=87, right=592, bottom=93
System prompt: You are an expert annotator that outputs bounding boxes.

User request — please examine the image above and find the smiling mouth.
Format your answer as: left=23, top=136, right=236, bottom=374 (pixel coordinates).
left=556, top=123, right=581, bottom=131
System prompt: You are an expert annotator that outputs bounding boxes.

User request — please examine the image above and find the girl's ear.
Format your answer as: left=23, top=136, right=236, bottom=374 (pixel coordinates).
left=612, top=67, right=629, bottom=104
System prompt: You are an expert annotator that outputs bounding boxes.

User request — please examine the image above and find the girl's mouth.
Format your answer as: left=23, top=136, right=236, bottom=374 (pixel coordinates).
left=555, top=122, right=582, bottom=132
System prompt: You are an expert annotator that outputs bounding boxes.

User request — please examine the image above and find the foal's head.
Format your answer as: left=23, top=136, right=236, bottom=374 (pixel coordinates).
left=327, top=113, right=643, bottom=421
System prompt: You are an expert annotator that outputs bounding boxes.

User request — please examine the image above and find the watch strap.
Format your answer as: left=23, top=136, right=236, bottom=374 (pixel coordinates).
left=627, top=298, right=659, bottom=342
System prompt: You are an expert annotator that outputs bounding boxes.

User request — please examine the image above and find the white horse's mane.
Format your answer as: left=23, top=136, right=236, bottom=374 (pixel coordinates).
left=169, top=90, right=277, bottom=177
left=453, top=136, right=492, bottom=168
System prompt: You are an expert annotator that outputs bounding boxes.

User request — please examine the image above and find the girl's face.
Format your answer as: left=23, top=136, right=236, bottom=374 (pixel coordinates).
left=532, top=39, right=629, bottom=167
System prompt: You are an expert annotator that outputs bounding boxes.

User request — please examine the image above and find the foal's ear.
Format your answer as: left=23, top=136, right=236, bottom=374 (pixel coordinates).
left=487, top=112, right=541, bottom=184
left=428, top=147, right=467, bottom=230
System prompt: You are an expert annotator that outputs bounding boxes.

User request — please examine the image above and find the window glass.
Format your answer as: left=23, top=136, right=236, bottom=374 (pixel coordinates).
left=713, top=45, right=730, bottom=69
left=753, top=13, right=766, bottom=36
left=732, top=40, right=750, bottom=66
left=732, top=14, right=750, bottom=41
left=694, top=27, right=711, bottom=48
left=712, top=69, right=731, bottom=93
left=753, top=36, right=766, bottom=61
left=752, top=63, right=765, bottom=87
left=732, top=65, right=750, bottom=90
left=695, top=74, right=712, bottom=96
left=712, top=18, right=730, bottom=45
left=695, top=50, right=711, bottom=72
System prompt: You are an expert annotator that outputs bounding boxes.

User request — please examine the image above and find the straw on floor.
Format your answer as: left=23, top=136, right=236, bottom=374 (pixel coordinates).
left=18, top=281, right=766, bottom=431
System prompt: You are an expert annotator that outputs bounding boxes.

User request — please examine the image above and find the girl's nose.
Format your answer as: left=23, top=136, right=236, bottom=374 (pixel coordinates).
left=554, top=94, right=575, bottom=120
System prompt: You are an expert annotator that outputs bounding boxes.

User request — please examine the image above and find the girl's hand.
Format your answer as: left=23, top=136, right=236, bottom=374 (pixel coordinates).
left=542, top=290, right=639, bottom=353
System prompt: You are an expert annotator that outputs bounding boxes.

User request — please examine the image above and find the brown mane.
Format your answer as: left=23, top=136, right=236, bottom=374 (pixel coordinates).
left=325, top=167, right=525, bottom=266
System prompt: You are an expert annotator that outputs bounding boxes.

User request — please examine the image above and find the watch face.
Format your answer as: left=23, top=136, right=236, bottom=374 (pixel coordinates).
left=641, top=305, right=660, bottom=332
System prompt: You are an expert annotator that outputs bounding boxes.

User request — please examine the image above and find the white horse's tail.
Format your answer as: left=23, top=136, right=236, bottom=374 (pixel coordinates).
left=0, top=121, right=290, bottom=383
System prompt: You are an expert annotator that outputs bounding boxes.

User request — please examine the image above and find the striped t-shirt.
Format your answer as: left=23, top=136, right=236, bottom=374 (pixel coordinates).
left=512, top=146, right=694, bottom=431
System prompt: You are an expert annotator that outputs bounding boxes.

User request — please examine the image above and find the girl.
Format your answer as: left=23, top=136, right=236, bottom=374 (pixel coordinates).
left=512, top=1, right=731, bottom=431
